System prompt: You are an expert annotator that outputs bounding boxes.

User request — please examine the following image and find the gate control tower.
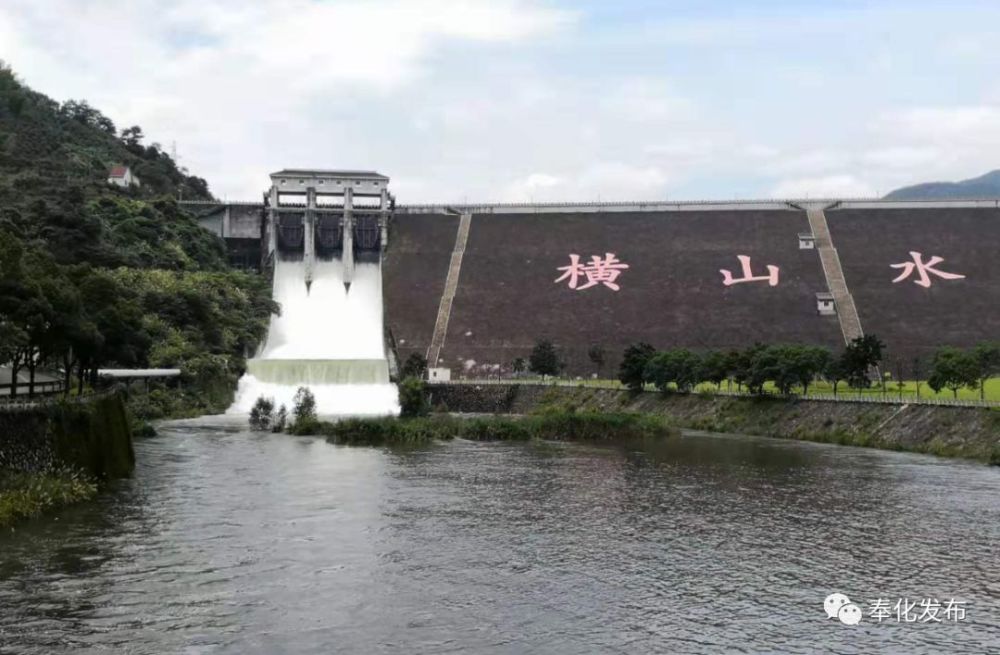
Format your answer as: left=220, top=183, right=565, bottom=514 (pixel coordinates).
left=265, top=169, right=392, bottom=289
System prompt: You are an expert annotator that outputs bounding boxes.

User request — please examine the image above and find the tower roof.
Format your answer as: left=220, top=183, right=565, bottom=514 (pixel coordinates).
left=271, top=169, right=389, bottom=181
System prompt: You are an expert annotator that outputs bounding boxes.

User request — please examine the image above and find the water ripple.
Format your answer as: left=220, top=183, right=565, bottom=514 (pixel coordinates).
left=1, top=427, right=999, bottom=653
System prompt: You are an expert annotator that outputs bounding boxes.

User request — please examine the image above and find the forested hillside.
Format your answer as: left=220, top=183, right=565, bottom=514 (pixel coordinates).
left=0, top=62, right=275, bottom=416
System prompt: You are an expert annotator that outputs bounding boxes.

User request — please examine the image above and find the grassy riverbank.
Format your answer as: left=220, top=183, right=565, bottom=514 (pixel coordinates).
left=0, top=468, right=97, bottom=529
left=491, top=377, right=1000, bottom=403
left=427, top=384, right=1000, bottom=463
left=318, top=411, right=678, bottom=446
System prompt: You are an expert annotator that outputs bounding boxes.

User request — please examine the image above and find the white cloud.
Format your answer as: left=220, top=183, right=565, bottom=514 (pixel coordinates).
left=880, top=106, right=1000, bottom=145
left=503, top=163, right=669, bottom=202
left=771, top=175, right=877, bottom=199
left=3, top=2, right=1000, bottom=202
left=0, top=0, right=575, bottom=199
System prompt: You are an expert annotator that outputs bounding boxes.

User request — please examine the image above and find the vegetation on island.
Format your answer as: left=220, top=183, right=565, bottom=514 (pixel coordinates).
left=320, top=410, right=676, bottom=446
left=0, top=61, right=275, bottom=417
left=247, top=382, right=677, bottom=446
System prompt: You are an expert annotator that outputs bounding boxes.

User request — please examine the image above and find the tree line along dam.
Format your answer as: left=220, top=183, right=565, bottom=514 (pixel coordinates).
left=182, top=174, right=1000, bottom=378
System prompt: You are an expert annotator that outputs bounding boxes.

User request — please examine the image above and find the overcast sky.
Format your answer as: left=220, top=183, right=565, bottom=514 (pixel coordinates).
left=3, top=0, right=1000, bottom=203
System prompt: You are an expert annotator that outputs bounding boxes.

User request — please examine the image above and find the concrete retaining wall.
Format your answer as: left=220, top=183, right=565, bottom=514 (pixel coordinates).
left=0, top=393, right=135, bottom=479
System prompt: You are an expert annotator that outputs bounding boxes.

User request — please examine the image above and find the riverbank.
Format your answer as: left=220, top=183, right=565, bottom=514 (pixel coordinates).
left=0, top=468, right=98, bottom=528
left=427, top=384, right=1000, bottom=463
left=0, top=393, right=134, bottom=529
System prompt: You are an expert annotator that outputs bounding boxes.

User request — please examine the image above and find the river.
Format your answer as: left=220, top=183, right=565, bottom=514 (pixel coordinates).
left=1, top=422, right=999, bottom=653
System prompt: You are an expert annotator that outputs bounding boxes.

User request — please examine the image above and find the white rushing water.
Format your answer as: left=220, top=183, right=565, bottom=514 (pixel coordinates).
left=228, top=257, right=400, bottom=416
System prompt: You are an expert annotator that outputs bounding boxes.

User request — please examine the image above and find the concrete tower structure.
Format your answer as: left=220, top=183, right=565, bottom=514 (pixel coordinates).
left=265, top=169, right=392, bottom=288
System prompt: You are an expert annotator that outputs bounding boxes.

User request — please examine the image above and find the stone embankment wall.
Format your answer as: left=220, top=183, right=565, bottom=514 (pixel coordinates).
left=0, top=393, right=134, bottom=479
left=428, top=384, right=1000, bottom=462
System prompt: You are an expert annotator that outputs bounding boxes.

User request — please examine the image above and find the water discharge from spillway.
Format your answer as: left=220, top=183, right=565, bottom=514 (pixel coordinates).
left=228, top=257, right=400, bottom=417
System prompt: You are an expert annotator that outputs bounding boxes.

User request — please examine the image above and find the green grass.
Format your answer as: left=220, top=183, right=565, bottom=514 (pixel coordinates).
left=0, top=468, right=98, bottom=529
left=318, top=411, right=679, bottom=446
left=693, top=378, right=1000, bottom=402
left=476, top=376, right=1000, bottom=402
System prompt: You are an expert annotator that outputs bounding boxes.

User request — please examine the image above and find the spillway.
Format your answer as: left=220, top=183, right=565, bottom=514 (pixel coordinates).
left=228, top=257, right=400, bottom=417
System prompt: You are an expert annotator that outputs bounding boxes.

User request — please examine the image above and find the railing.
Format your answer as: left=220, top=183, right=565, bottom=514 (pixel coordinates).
left=0, top=389, right=118, bottom=413
left=180, top=198, right=1000, bottom=212
left=0, top=380, right=65, bottom=398
left=433, top=378, right=1000, bottom=409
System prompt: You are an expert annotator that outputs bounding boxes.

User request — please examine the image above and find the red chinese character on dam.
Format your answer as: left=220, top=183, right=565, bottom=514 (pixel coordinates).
left=720, top=255, right=779, bottom=287
left=555, top=253, right=630, bottom=291
left=890, top=251, right=966, bottom=288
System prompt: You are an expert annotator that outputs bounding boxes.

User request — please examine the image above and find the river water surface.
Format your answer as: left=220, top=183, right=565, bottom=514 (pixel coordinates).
left=1, top=422, right=999, bottom=653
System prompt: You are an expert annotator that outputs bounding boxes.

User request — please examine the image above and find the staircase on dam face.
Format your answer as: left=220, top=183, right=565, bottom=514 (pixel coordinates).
left=426, top=212, right=472, bottom=366
left=807, top=207, right=864, bottom=344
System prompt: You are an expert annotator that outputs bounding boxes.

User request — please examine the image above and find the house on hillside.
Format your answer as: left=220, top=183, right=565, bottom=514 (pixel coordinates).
left=107, top=165, right=140, bottom=188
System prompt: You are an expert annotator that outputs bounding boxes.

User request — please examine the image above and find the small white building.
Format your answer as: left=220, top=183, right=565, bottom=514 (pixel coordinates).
left=798, top=233, right=816, bottom=249
left=816, top=292, right=837, bottom=316
left=107, top=165, right=140, bottom=188
left=427, top=367, right=451, bottom=382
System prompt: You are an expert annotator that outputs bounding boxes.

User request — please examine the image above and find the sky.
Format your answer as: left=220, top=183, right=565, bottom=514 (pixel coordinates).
left=2, top=0, right=1000, bottom=203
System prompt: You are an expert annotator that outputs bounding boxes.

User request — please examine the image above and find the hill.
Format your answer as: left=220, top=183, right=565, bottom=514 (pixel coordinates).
left=0, top=62, right=274, bottom=416
left=0, top=61, right=226, bottom=270
left=884, top=170, right=1000, bottom=200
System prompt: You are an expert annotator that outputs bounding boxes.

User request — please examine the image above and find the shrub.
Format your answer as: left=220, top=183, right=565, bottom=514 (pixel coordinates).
left=399, top=377, right=430, bottom=418
left=291, top=387, right=318, bottom=432
left=273, top=404, right=288, bottom=433
left=321, top=411, right=677, bottom=446
left=0, top=468, right=98, bottom=528
left=249, top=396, right=274, bottom=431
left=401, top=353, right=429, bottom=379
left=323, top=416, right=456, bottom=445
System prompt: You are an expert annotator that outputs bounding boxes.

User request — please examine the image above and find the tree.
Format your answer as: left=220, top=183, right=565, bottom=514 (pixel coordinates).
left=746, top=344, right=779, bottom=395
left=890, top=356, right=907, bottom=401
left=292, top=386, right=318, bottom=429
left=273, top=404, right=288, bottom=433
left=972, top=342, right=1000, bottom=401
left=912, top=356, right=925, bottom=400
left=120, top=125, right=144, bottom=148
left=529, top=339, right=561, bottom=378
left=511, top=357, right=526, bottom=377
left=699, top=350, right=730, bottom=391
left=841, top=334, right=884, bottom=393
left=401, top=352, right=428, bottom=380
left=618, top=342, right=655, bottom=392
left=399, top=377, right=429, bottom=417
left=249, top=396, right=274, bottom=431
left=825, top=355, right=847, bottom=397
left=587, top=344, right=606, bottom=378
left=644, top=349, right=702, bottom=393
left=792, top=346, right=831, bottom=395
left=928, top=347, right=979, bottom=399
left=726, top=348, right=752, bottom=392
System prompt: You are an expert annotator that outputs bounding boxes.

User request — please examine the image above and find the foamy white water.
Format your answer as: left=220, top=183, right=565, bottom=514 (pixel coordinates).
left=228, top=256, right=400, bottom=417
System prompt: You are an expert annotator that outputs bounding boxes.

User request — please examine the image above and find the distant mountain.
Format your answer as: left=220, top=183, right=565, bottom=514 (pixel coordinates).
left=884, top=170, right=1000, bottom=200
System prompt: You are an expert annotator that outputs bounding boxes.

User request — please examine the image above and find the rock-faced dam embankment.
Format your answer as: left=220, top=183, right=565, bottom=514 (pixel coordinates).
left=187, top=200, right=1000, bottom=377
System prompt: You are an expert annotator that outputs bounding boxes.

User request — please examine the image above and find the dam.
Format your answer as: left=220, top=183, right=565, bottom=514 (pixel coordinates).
left=228, top=170, right=399, bottom=416
left=188, top=180, right=1000, bottom=383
